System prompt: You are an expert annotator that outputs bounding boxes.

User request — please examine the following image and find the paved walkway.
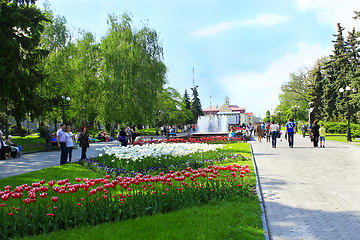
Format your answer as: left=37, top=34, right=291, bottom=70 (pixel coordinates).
left=0, top=141, right=120, bottom=179
left=251, top=134, right=360, bottom=240
left=0, top=135, right=168, bottom=179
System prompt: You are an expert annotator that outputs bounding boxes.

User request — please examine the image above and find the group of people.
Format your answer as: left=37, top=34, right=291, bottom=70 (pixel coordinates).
left=228, top=125, right=248, bottom=142
left=299, top=120, right=326, bottom=148
left=0, top=130, right=22, bottom=160
left=251, top=119, right=327, bottom=149
left=116, top=126, right=140, bottom=146
left=56, top=124, right=90, bottom=165
left=253, top=122, right=282, bottom=146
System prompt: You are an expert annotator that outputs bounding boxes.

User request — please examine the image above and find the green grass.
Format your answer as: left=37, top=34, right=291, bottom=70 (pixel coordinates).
left=326, top=136, right=360, bottom=143
left=23, top=196, right=263, bottom=240
left=11, top=135, right=46, bottom=153
left=0, top=164, right=103, bottom=187
left=138, top=128, right=156, bottom=135
left=1, top=142, right=264, bottom=240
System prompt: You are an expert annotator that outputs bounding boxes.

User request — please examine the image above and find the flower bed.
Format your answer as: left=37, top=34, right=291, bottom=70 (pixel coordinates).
left=0, top=164, right=251, bottom=239
left=93, top=142, right=233, bottom=175
left=132, top=136, right=243, bottom=146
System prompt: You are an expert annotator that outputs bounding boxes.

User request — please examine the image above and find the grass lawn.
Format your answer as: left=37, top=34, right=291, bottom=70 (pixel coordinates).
left=326, top=135, right=360, bottom=143
left=0, top=142, right=264, bottom=240
left=23, top=196, right=263, bottom=240
left=11, top=135, right=46, bottom=153
left=138, top=128, right=156, bottom=135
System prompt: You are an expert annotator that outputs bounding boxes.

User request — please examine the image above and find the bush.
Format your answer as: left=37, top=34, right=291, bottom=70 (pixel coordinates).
left=9, top=124, right=31, bottom=136
left=319, top=121, right=360, bottom=138
left=38, top=126, right=45, bottom=138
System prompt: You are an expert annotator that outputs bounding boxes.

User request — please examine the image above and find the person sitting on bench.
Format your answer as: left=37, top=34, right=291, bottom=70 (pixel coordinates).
left=5, top=135, right=22, bottom=157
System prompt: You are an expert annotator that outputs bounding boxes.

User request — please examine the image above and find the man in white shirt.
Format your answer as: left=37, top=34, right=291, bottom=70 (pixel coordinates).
left=57, top=123, right=67, bottom=165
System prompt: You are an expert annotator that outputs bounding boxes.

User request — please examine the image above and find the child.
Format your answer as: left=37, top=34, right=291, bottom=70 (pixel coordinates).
left=319, top=124, right=326, bottom=148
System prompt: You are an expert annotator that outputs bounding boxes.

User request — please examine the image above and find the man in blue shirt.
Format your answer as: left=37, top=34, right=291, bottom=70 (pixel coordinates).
left=285, top=118, right=296, bottom=148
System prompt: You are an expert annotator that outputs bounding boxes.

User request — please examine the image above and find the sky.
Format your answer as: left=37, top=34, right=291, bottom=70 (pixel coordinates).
left=36, top=0, right=360, bottom=118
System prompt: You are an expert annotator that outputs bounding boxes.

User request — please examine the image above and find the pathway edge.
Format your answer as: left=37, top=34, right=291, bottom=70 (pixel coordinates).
left=250, top=143, right=271, bottom=240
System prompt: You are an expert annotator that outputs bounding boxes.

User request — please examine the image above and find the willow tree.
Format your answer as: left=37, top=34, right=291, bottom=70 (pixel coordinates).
left=100, top=13, right=167, bottom=128
left=0, top=0, right=49, bottom=135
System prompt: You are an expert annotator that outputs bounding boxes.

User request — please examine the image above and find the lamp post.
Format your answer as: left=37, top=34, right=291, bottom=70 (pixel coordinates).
left=291, top=105, right=300, bottom=123
left=339, top=86, right=355, bottom=142
left=60, top=96, right=71, bottom=124
left=27, top=112, right=31, bottom=135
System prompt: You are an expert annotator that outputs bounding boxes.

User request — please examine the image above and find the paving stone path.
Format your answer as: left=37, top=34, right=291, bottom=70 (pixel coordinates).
left=0, top=135, right=167, bottom=179
left=0, top=141, right=120, bottom=179
left=251, top=133, right=360, bottom=240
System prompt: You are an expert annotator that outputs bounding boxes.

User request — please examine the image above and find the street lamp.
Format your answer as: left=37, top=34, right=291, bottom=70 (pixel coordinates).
left=291, top=105, right=300, bottom=123
left=60, top=96, right=71, bottom=124
left=27, top=112, right=31, bottom=135
left=339, top=86, right=356, bottom=142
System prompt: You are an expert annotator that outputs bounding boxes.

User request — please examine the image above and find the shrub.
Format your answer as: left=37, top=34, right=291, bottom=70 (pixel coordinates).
left=319, top=121, right=360, bottom=138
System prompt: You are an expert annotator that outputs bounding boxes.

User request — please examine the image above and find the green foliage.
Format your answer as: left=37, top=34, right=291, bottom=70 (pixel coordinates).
left=0, top=143, right=256, bottom=239
left=23, top=197, right=264, bottom=240
left=9, top=124, right=30, bottom=136
left=100, top=13, right=167, bottom=126
left=319, top=121, right=360, bottom=138
left=155, top=87, right=193, bottom=126
left=276, top=14, right=360, bottom=125
left=190, top=86, right=204, bottom=123
left=0, top=0, right=50, bottom=136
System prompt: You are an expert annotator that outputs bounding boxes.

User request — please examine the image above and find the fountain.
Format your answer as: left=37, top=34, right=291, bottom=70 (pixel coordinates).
left=197, top=115, right=229, bottom=133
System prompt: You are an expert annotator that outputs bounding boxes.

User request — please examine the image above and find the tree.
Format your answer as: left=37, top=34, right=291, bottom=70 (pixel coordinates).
left=263, top=110, right=271, bottom=123
left=0, top=0, right=50, bottom=135
left=100, top=13, right=167, bottom=128
left=190, top=86, right=204, bottom=123
left=183, top=89, right=192, bottom=124
left=156, top=87, right=192, bottom=126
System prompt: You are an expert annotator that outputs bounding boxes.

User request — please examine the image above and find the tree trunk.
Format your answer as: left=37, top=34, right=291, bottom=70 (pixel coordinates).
left=16, top=119, right=25, bottom=137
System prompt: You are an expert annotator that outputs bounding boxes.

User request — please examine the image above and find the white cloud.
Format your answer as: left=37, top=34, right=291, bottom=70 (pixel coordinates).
left=219, top=42, right=332, bottom=117
left=193, top=14, right=290, bottom=37
left=294, top=0, right=360, bottom=31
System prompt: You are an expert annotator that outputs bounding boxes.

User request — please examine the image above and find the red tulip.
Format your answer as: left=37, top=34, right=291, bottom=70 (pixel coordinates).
left=9, top=212, right=13, bottom=216
left=51, top=196, right=58, bottom=203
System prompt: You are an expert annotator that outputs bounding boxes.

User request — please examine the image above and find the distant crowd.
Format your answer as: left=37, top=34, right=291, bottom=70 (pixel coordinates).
left=242, top=119, right=326, bottom=148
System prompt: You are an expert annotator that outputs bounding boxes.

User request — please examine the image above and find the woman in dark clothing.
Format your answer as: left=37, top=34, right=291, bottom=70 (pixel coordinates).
left=311, top=120, right=320, bottom=147
left=79, top=126, right=90, bottom=159
left=131, top=126, right=138, bottom=143
left=117, top=128, right=127, bottom=146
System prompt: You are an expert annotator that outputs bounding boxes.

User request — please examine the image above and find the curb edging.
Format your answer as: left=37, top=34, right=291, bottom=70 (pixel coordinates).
left=250, top=143, right=271, bottom=240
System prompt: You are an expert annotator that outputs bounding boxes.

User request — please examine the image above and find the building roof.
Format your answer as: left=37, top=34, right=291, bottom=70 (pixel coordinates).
left=203, top=105, right=246, bottom=114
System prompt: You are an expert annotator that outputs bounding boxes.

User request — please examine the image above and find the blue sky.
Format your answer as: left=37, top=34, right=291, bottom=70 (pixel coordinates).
left=36, top=0, right=360, bottom=118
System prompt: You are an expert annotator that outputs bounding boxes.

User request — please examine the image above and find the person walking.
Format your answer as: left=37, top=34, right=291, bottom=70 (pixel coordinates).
left=319, top=123, right=326, bottom=148
left=256, top=122, right=263, bottom=142
left=265, top=122, right=271, bottom=142
left=270, top=120, right=279, bottom=148
left=285, top=118, right=296, bottom=148
left=44, top=125, right=52, bottom=152
left=311, top=120, right=320, bottom=147
left=79, top=126, right=90, bottom=160
left=57, top=123, right=67, bottom=165
left=65, top=126, right=75, bottom=163
left=300, top=122, right=307, bottom=138
left=308, top=121, right=312, bottom=137
left=126, top=126, right=131, bottom=143
left=131, top=126, right=138, bottom=143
